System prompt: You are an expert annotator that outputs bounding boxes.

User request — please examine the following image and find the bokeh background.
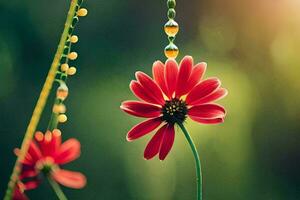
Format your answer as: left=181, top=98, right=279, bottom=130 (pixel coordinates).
left=1, top=0, right=300, bottom=199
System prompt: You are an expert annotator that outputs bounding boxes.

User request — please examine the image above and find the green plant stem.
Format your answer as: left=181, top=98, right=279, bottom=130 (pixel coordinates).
left=3, top=1, right=79, bottom=199
left=177, top=122, right=202, bottom=200
left=48, top=177, right=68, bottom=200
left=47, top=112, right=59, bottom=131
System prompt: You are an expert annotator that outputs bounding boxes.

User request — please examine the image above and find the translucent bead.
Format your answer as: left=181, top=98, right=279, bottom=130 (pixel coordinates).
left=167, top=0, right=176, bottom=8
left=164, top=43, right=179, bottom=59
left=168, top=8, right=176, bottom=19
left=56, top=83, right=69, bottom=101
left=52, top=104, right=66, bottom=114
left=164, top=19, right=179, bottom=37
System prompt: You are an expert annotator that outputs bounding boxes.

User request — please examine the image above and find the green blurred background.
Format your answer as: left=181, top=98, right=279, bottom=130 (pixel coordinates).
left=1, top=0, right=300, bottom=199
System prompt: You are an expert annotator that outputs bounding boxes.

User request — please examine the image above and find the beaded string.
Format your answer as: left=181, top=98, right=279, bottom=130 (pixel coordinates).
left=164, top=0, right=179, bottom=59
left=48, top=3, right=88, bottom=130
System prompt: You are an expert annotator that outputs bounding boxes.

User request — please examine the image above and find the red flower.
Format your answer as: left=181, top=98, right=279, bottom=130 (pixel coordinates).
left=121, top=56, right=227, bottom=160
left=15, top=129, right=86, bottom=193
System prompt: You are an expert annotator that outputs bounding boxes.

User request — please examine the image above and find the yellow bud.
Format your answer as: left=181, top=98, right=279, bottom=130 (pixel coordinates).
left=52, top=104, right=60, bottom=113
left=70, top=35, right=78, bottom=43
left=58, top=114, right=68, bottom=123
left=77, top=8, right=88, bottom=17
left=68, top=52, right=78, bottom=60
left=58, top=104, right=66, bottom=113
left=67, top=67, right=77, bottom=75
left=52, top=104, right=66, bottom=114
left=61, top=63, right=69, bottom=72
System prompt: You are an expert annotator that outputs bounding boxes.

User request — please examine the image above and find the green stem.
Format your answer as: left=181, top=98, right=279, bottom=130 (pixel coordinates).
left=3, top=1, right=79, bottom=199
left=47, top=112, right=59, bottom=131
left=48, top=177, right=68, bottom=200
left=177, top=122, right=202, bottom=200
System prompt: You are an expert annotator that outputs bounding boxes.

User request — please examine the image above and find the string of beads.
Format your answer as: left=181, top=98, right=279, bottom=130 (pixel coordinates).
left=48, top=1, right=88, bottom=130
left=164, top=0, right=179, bottom=59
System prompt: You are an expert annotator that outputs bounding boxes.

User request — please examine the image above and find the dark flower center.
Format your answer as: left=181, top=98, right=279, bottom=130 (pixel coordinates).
left=162, top=98, right=188, bottom=124
left=41, top=164, right=53, bottom=175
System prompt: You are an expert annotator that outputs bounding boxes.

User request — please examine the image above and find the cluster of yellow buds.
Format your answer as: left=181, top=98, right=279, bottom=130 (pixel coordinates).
left=51, top=7, right=88, bottom=126
left=60, top=63, right=77, bottom=76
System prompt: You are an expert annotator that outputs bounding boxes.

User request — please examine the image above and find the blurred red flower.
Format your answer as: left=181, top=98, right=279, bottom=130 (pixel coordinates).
left=12, top=182, right=28, bottom=200
left=14, top=129, right=86, bottom=196
left=121, top=56, right=227, bottom=160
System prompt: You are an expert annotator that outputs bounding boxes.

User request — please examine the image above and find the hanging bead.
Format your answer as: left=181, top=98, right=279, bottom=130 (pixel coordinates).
left=164, top=43, right=179, bottom=59
left=167, top=0, right=176, bottom=8
left=56, top=83, right=69, bottom=101
left=167, top=9, right=176, bottom=19
left=164, top=19, right=179, bottom=37
left=52, top=104, right=66, bottom=114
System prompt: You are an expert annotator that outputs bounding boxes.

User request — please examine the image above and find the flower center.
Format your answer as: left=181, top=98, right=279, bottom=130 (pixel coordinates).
left=35, top=157, right=55, bottom=175
left=162, top=98, right=188, bottom=124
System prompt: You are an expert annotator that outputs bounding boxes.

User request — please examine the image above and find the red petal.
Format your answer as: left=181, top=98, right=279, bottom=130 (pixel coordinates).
left=130, top=80, right=158, bottom=104
left=189, top=117, right=224, bottom=124
left=52, top=169, right=86, bottom=189
left=175, top=56, right=193, bottom=98
left=159, top=124, right=175, bottom=160
left=144, top=124, right=167, bottom=160
left=40, top=131, right=53, bottom=156
left=20, top=170, right=37, bottom=179
left=14, top=148, right=33, bottom=165
left=127, top=118, right=162, bottom=141
left=135, top=72, right=165, bottom=105
left=27, top=141, right=42, bottom=162
left=120, top=101, right=162, bottom=118
left=152, top=61, right=168, bottom=96
left=186, top=78, right=221, bottom=105
left=49, top=129, right=62, bottom=157
left=13, top=187, right=29, bottom=200
left=165, top=59, right=178, bottom=99
left=192, top=88, right=228, bottom=105
left=55, top=139, right=81, bottom=164
left=188, top=104, right=226, bottom=119
left=186, top=62, right=207, bottom=93
left=23, top=180, right=39, bottom=190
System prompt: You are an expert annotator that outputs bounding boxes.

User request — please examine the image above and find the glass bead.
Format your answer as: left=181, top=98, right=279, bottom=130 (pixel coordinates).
left=164, top=43, right=179, bottom=59
left=164, top=19, right=179, bottom=37
left=168, top=8, right=176, bottom=19
left=56, top=83, right=69, bottom=101
left=167, top=0, right=176, bottom=9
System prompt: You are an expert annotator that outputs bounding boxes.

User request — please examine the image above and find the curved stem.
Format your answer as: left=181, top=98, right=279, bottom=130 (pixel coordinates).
left=3, top=1, right=79, bottom=199
left=177, top=122, right=202, bottom=200
left=48, top=177, right=68, bottom=200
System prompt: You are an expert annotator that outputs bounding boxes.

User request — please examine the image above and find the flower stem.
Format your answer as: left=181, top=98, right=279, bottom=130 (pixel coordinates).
left=177, top=122, right=202, bottom=200
left=48, top=177, right=68, bottom=200
left=3, top=1, right=79, bottom=199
